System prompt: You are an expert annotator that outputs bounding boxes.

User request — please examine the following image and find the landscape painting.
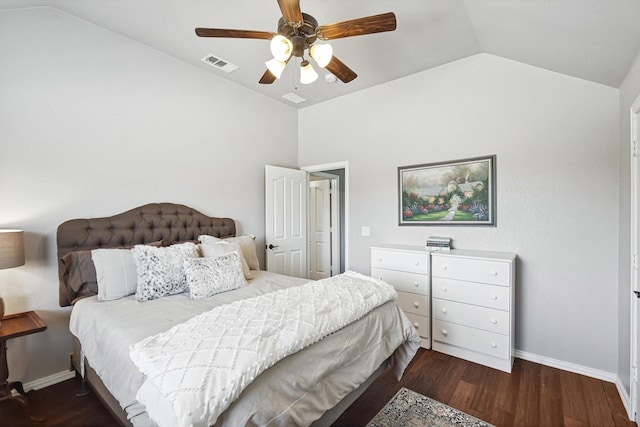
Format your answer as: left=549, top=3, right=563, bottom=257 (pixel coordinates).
left=398, top=155, right=496, bottom=226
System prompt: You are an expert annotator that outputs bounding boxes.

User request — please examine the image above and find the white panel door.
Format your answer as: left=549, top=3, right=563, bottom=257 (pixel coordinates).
left=265, top=165, right=307, bottom=278
left=309, top=179, right=331, bottom=279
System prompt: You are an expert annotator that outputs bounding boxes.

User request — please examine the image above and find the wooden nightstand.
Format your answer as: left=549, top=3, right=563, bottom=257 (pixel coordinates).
left=0, top=311, right=47, bottom=405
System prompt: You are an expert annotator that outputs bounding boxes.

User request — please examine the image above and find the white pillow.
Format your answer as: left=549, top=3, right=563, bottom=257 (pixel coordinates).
left=199, top=234, right=260, bottom=270
left=132, top=242, right=198, bottom=301
left=92, top=248, right=138, bottom=301
left=183, top=252, right=247, bottom=300
left=199, top=240, right=252, bottom=280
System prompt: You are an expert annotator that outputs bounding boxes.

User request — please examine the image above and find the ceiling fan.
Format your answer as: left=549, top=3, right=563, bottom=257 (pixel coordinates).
left=195, top=0, right=396, bottom=85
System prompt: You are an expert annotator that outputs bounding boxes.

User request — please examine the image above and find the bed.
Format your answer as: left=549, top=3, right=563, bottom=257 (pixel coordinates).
left=57, top=203, right=420, bottom=427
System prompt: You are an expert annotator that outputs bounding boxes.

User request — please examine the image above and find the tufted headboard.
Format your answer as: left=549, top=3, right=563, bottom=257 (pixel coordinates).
left=56, top=202, right=236, bottom=307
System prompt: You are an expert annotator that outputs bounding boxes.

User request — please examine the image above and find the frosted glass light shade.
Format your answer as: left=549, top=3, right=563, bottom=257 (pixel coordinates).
left=265, top=58, right=287, bottom=79
left=299, top=60, right=318, bottom=84
left=309, top=44, right=333, bottom=68
left=270, top=35, right=293, bottom=62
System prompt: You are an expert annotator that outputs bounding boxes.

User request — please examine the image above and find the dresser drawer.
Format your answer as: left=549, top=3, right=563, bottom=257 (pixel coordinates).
left=405, top=312, right=429, bottom=339
left=432, top=298, right=509, bottom=335
left=432, top=319, right=509, bottom=359
left=432, top=277, right=509, bottom=310
left=396, top=291, right=430, bottom=316
left=431, top=255, right=510, bottom=286
left=371, top=249, right=428, bottom=275
left=371, top=268, right=428, bottom=295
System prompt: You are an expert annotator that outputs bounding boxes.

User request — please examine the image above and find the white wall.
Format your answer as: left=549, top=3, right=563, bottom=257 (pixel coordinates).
left=618, top=51, right=640, bottom=399
left=0, top=7, right=298, bottom=384
left=299, top=54, right=621, bottom=374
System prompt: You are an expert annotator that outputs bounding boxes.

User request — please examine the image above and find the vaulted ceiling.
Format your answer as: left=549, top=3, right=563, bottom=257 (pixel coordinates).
left=2, top=0, right=640, bottom=108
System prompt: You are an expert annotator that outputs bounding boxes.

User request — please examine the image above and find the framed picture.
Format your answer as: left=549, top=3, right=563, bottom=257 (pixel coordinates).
left=398, top=155, right=496, bottom=226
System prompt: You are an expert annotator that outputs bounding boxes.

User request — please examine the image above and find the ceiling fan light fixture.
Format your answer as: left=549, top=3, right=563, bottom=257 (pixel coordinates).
left=270, top=35, right=293, bottom=61
left=299, top=60, right=318, bottom=84
left=309, top=43, right=333, bottom=68
left=265, top=58, right=286, bottom=79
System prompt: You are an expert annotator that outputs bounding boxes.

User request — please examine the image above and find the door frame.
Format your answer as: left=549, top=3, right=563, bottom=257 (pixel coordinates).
left=309, top=172, right=341, bottom=277
left=631, top=95, right=640, bottom=422
left=301, top=161, right=350, bottom=271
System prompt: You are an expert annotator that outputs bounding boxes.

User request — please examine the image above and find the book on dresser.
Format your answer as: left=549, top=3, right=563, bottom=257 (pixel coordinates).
left=370, top=245, right=431, bottom=349
left=431, top=249, right=517, bottom=373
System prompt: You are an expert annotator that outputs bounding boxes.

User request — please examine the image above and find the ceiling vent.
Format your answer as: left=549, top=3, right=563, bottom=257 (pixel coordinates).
left=201, top=54, right=238, bottom=73
left=282, top=92, right=306, bottom=104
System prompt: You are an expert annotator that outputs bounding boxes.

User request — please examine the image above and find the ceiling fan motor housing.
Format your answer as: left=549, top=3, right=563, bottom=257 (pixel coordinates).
left=277, top=13, right=318, bottom=57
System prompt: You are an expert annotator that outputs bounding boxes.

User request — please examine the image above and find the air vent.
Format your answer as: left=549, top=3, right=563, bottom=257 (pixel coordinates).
left=282, top=92, right=306, bottom=104
left=201, top=54, right=238, bottom=73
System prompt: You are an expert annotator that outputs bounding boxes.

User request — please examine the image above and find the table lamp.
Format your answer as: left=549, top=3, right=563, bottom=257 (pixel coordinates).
left=0, top=230, right=25, bottom=326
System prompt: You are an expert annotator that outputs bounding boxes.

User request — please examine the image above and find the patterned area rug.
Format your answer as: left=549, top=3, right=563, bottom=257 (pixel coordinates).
left=367, top=388, right=495, bottom=427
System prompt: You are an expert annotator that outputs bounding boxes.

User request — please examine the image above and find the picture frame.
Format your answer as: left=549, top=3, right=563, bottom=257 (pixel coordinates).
left=398, top=155, right=496, bottom=226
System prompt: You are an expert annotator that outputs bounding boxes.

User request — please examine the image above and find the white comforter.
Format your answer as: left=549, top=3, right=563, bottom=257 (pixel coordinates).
left=69, top=271, right=420, bottom=427
left=129, top=272, right=396, bottom=427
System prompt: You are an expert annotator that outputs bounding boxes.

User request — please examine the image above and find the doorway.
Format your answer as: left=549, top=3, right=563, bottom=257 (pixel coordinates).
left=265, top=162, right=349, bottom=279
left=303, top=162, right=348, bottom=277
left=308, top=172, right=342, bottom=279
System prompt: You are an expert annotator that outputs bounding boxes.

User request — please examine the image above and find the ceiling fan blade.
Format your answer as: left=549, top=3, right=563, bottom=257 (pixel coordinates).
left=259, top=69, right=277, bottom=84
left=316, top=12, right=397, bottom=40
left=325, top=56, right=357, bottom=83
left=195, top=28, right=275, bottom=40
left=277, top=0, right=303, bottom=25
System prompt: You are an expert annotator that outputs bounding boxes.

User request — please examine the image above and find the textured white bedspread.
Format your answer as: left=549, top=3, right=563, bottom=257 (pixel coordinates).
left=130, top=272, right=396, bottom=427
left=70, top=271, right=420, bottom=427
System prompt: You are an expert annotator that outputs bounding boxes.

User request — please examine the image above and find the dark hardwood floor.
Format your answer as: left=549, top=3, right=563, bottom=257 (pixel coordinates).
left=0, top=349, right=635, bottom=427
left=335, top=349, right=636, bottom=427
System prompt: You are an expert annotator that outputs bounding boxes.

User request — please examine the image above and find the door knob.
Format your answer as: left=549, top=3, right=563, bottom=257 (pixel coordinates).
left=267, top=244, right=279, bottom=250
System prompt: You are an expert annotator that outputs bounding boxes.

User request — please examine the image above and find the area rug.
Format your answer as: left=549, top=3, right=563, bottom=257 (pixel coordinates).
left=367, top=388, right=495, bottom=427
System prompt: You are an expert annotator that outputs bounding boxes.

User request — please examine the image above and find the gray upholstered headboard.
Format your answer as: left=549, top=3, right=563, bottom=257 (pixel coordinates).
left=56, top=202, right=236, bottom=307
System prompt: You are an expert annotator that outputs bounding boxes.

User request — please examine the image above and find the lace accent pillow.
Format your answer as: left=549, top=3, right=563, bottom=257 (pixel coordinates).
left=199, top=234, right=260, bottom=271
left=183, top=252, right=247, bottom=300
left=199, top=240, right=253, bottom=280
left=132, top=242, right=198, bottom=301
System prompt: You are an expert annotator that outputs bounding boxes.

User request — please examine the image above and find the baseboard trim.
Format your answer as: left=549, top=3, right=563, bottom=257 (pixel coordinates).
left=515, top=349, right=634, bottom=421
left=514, top=349, right=617, bottom=382
left=12, top=370, right=76, bottom=396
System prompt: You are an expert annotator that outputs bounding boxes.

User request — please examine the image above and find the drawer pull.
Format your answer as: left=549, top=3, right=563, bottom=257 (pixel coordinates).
left=490, top=342, right=498, bottom=349
left=442, top=264, right=448, bottom=270
left=413, top=302, right=420, bottom=309
left=441, top=308, right=447, bottom=314
left=491, top=318, right=498, bottom=324
left=491, top=270, right=498, bottom=276
left=413, top=322, right=420, bottom=329
left=491, top=295, right=498, bottom=301
left=414, top=261, right=420, bottom=266
left=441, top=329, right=448, bottom=336
left=378, top=276, right=383, bottom=281
left=414, top=281, right=420, bottom=287
left=442, top=287, right=448, bottom=292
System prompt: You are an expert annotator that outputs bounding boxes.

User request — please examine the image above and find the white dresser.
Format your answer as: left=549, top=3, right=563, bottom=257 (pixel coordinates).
left=370, top=245, right=431, bottom=349
left=431, top=250, right=516, bottom=373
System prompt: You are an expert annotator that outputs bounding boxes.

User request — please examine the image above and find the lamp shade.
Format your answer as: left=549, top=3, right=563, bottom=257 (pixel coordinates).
left=270, top=35, right=293, bottom=62
left=265, top=58, right=287, bottom=79
left=0, top=230, right=25, bottom=269
left=309, top=43, right=333, bottom=68
left=299, top=60, right=318, bottom=84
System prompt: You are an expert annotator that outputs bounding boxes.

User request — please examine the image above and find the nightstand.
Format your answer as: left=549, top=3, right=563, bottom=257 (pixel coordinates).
left=0, top=311, right=47, bottom=405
